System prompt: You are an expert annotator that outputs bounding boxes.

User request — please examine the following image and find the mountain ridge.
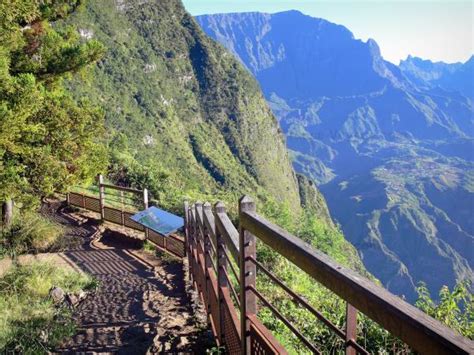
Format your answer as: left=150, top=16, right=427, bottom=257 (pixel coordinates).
left=197, top=10, right=474, bottom=302
left=400, top=54, right=474, bottom=100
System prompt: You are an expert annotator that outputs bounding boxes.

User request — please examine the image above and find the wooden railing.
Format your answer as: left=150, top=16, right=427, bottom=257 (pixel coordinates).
left=185, top=196, right=473, bottom=355
left=66, top=180, right=185, bottom=258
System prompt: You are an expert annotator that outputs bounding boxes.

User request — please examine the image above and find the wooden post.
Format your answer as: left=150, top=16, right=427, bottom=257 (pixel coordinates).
left=203, top=202, right=213, bottom=271
left=98, top=174, right=105, bottom=220
left=345, top=303, right=358, bottom=355
left=2, top=199, right=13, bottom=228
left=143, top=188, right=149, bottom=209
left=215, top=201, right=227, bottom=345
left=189, top=204, right=196, bottom=284
left=239, top=196, right=256, bottom=354
left=203, top=202, right=212, bottom=320
left=195, top=202, right=204, bottom=293
left=184, top=201, right=189, bottom=258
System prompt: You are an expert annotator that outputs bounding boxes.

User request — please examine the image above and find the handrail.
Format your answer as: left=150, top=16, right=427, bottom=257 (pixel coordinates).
left=203, top=206, right=217, bottom=247
left=248, top=256, right=345, bottom=339
left=214, top=210, right=240, bottom=263
left=100, top=183, right=143, bottom=194
left=223, top=248, right=240, bottom=284
left=248, top=285, right=321, bottom=354
left=240, top=209, right=474, bottom=355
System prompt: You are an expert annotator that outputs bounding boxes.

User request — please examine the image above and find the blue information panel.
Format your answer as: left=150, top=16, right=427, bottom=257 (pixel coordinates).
left=131, top=206, right=184, bottom=236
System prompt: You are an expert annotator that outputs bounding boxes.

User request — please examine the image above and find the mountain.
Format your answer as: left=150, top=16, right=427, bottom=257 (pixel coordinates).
left=197, top=10, right=474, bottom=302
left=60, top=1, right=368, bottom=272
left=65, top=2, right=304, bottom=212
left=400, top=55, right=474, bottom=100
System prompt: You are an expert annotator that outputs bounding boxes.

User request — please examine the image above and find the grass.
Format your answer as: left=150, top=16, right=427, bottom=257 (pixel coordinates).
left=0, top=211, right=65, bottom=259
left=142, top=240, right=180, bottom=264
left=0, top=261, right=97, bottom=354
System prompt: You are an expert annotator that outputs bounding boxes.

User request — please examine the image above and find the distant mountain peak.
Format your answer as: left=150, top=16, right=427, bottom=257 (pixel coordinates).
left=400, top=54, right=473, bottom=99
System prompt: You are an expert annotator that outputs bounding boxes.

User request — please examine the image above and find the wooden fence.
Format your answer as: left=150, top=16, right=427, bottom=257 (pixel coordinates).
left=185, top=197, right=473, bottom=355
left=66, top=180, right=185, bottom=258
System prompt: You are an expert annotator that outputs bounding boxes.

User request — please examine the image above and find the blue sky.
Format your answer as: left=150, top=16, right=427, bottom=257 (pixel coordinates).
left=182, top=0, right=473, bottom=64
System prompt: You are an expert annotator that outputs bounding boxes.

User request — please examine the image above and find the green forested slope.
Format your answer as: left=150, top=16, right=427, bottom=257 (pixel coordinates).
left=61, top=0, right=367, bottom=272
left=65, top=0, right=301, bottom=212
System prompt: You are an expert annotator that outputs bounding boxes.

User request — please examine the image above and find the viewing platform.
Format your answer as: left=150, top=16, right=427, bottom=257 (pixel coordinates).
left=65, top=180, right=474, bottom=354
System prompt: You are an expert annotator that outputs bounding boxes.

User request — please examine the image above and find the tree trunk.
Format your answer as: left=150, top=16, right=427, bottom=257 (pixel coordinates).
left=2, top=199, right=13, bottom=228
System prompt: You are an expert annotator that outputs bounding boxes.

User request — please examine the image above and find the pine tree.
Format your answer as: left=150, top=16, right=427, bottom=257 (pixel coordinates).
left=0, top=0, right=106, bottom=226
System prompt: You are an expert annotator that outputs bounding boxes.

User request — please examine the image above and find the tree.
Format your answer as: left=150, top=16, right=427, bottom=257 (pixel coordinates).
left=0, top=0, right=106, bottom=226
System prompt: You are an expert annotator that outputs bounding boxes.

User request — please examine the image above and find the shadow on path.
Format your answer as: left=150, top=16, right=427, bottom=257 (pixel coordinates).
left=47, top=202, right=211, bottom=354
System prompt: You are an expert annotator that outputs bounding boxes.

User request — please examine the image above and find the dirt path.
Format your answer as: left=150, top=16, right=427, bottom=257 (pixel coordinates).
left=42, top=201, right=211, bottom=354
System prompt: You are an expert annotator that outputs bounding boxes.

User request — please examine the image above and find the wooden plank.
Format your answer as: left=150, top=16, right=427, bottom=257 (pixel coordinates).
left=239, top=196, right=256, bottom=354
left=240, top=210, right=473, bottom=355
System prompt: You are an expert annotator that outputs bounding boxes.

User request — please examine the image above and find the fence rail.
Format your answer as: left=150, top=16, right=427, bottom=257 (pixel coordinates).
left=185, top=196, right=473, bottom=355
left=67, top=186, right=185, bottom=258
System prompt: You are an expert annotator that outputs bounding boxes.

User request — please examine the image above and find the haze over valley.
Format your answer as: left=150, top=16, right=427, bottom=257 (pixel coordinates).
left=197, top=10, right=474, bottom=302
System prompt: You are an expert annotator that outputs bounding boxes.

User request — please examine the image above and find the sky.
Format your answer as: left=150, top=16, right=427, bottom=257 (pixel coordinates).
left=182, top=0, right=473, bottom=65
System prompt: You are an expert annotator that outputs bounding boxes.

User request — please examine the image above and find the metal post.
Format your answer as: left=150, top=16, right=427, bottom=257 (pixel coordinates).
left=239, top=196, right=256, bottom=354
left=345, top=303, right=358, bottom=355
left=215, top=201, right=227, bottom=345
left=143, top=188, right=149, bottom=239
left=143, top=188, right=149, bottom=209
left=98, top=174, right=105, bottom=220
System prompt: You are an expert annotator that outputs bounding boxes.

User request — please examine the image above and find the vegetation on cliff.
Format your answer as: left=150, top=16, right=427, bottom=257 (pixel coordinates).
left=0, top=0, right=106, bottom=227
left=60, top=0, right=366, bottom=272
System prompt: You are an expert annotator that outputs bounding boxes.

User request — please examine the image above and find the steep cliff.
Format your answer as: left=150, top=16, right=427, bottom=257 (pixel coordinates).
left=197, top=10, right=474, bottom=301
left=65, top=1, right=306, bottom=212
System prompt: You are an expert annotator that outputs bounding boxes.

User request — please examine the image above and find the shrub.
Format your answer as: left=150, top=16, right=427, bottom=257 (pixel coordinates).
left=0, top=211, right=64, bottom=258
left=0, top=262, right=96, bottom=353
left=415, top=281, right=473, bottom=339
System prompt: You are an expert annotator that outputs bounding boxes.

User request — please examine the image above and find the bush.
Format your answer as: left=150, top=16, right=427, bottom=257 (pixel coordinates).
left=416, top=281, right=473, bottom=339
left=0, top=211, right=64, bottom=258
left=0, top=262, right=96, bottom=353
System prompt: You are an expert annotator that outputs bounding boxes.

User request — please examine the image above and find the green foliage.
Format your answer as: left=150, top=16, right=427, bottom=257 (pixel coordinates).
left=256, top=258, right=408, bottom=354
left=0, top=261, right=95, bottom=353
left=0, top=211, right=64, bottom=259
left=0, top=0, right=106, bottom=212
left=61, top=0, right=304, bottom=217
left=416, top=281, right=473, bottom=339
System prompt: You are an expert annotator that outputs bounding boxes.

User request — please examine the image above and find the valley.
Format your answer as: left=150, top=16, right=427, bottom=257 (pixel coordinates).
left=197, top=10, right=474, bottom=302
